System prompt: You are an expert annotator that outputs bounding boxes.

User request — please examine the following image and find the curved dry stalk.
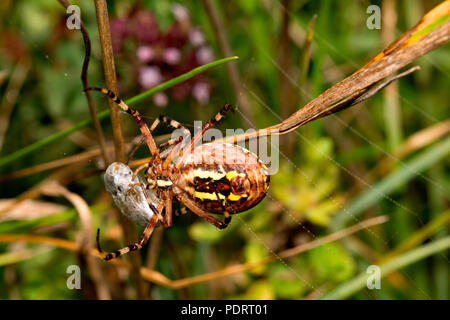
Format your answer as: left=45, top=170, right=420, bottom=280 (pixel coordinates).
left=57, top=0, right=110, bottom=165
left=391, top=119, right=450, bottom=162
left=39, top=180, right=111, bottom=300
left=0, top=215, right=388, bottom=290
left=217, top=1, right=450, bottom=144
left=0, top=158, right=90, bottom=217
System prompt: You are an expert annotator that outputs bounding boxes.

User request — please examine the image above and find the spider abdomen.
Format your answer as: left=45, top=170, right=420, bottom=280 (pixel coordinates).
left=177, top=143, right=270, bottom=214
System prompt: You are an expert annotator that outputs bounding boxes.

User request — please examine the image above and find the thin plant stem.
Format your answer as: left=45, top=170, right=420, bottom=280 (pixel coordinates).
left=94, top=0, right=124, bottom=163
left=58, top=0, right=110, bottom=165
left=0, top=57, right=238, bottom=168
left=201, top=0, right=255, bottom=127
left=320, top=236, right=450, bottom=300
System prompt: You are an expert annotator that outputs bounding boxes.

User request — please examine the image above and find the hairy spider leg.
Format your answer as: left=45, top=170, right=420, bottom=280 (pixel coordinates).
left=129, top=136, right=183, bottom=185
left=158, top=136, right=184, bottom=150
left=151, top=115, right=190, bottom=157
left=128, top=115, right=187, bottom=164
left=86, top=87, right=160, bottom=158
left=174, top=104, right=234, bottom=170
left=97, top=200, right=165, bottom=261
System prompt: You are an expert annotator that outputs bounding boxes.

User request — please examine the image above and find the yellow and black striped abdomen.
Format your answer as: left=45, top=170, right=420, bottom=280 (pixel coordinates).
left=178, top=143, right=269, bottom=214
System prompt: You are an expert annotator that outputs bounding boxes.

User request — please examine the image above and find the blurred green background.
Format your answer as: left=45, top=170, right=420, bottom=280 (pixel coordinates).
left=0, top=0, right=448, bottom=300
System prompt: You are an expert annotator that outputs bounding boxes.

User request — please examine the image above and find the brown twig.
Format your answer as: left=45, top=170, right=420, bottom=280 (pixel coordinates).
left=57, top=0, right=110, bottom=166
left=93, top=0, right=145, bottom=299
left=93, top=0, right=125, bottom=162
left=382, top=0, right=402, bottom=151
left=142, top=226, right=165, bottom=296
left=201, top=0, right=256, bottom=128
left=0, top=134, right=170, bottom=183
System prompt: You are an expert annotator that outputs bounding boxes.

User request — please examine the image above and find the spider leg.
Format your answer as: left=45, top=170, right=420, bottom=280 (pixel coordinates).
left=98, top=184, right=165, bottom=261
left=86, top=87, right=159, bottom=156
left=138, top=180, right=166, bottom=224
left=101, top=214, right=160, bottom=261
left=223, top=211, right=232, bottom=226
left=162, top=197, right=173, bottom=228
left=151, top=115, right=189, bottom=147
left=96, top=228, right=103, bottom=253
left=150, top=115, right=189, bottom=133
left=175, top=104, right=234, bottom=170
left=158, top=136, right=183, bottom=150
left=142, top=114, right=190, bottom=167
left=128, top=115, right=187, bottom=163
left=176, top=193, right=229, bottom=229
left=174, top=206, right=187, bottom=216
left=132, top=163, right=149, bottom=181
left=148, top=194, right=172, bottom=229
left=157, top=117, right=191, bottom=168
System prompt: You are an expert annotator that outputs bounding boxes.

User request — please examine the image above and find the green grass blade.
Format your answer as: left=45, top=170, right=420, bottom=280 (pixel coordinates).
left=0, top=56, right=238, bottom=168
left=320, top=236, right=450, bottom=300
left=331, top=135, right=450, bottom=230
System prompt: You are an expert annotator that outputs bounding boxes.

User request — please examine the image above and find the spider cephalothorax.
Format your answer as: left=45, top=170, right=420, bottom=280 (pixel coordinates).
left=88, top=87, right=269, bottom=260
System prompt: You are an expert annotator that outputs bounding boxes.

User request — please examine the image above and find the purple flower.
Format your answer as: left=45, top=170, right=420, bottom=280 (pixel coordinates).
left=130, top=11, right=159, bottom=44
left=139, top=66, right=162, bottom=89
left=163, top=47, right=181, bottom=65
left=112, top=7, right=214, bottom=105
left=192, top=82, right=211, bottom=105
